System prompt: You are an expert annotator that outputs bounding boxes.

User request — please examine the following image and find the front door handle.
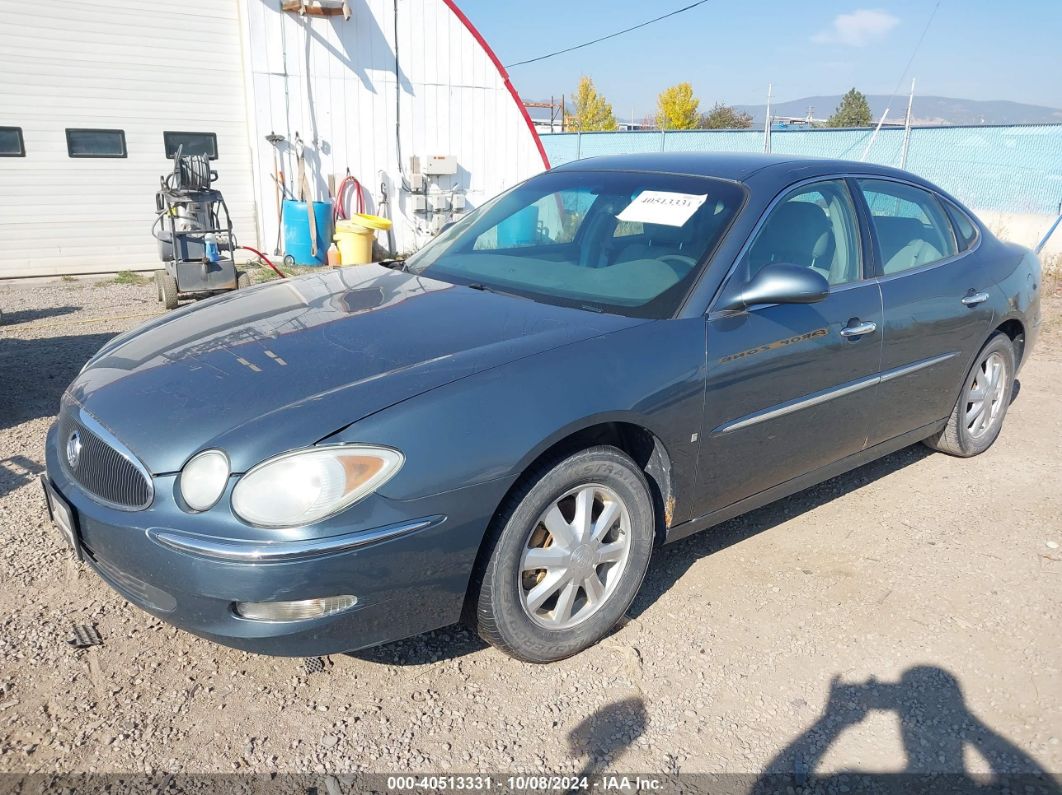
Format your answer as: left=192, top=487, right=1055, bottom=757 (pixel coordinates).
left=961, top=291, right=990, bottom=307
left=840, top=321, right=877, bottom=338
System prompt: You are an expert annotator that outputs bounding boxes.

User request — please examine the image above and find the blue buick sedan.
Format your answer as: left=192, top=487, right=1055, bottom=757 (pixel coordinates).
left=44, top=153, right=1041, bottom=662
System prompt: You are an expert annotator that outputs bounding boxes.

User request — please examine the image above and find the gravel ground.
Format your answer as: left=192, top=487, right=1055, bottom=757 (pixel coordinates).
left=0, top=271, right=1060, bottom=783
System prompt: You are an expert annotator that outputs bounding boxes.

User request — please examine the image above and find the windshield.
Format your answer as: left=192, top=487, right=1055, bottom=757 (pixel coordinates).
left=405, top=170, right=745, bottom=318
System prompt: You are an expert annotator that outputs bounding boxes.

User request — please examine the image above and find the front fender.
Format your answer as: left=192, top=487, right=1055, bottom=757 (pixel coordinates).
left=328, top=319, right=707, bottom=524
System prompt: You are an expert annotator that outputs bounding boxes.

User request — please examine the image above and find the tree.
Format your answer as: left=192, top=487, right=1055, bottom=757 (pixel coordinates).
left=699, top=102, right=753, bottom=129
left=827, top=88, right=872, bottom=127
left=656, top=82, right=700, bottom=130
left=567, top=76, right=617, bottom=132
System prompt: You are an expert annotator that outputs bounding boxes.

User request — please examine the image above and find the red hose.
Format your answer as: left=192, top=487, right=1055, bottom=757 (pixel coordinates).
left=239, top=246, right=287, bottom=278
left=333, top=175, right=365, bottom=223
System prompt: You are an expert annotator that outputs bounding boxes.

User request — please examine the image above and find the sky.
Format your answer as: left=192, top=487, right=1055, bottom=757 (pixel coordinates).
left=458, top=0, right=1062, bottom=121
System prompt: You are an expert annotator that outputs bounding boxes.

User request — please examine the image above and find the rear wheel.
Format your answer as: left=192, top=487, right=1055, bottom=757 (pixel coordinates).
left=924, top=333, right=1015, bottom=457
left=160, top=272, right=179, bottom=310
left=236, top=270, right=251, bottom=289
left=473, top=446, right=654, bottom=662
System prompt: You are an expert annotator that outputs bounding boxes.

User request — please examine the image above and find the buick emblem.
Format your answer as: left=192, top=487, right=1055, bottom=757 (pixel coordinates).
left=66, top=431, right=82, bottom=469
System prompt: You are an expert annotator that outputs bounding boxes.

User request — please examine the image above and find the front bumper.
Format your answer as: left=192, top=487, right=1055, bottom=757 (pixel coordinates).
left=45, top=424, right=510, bottom=656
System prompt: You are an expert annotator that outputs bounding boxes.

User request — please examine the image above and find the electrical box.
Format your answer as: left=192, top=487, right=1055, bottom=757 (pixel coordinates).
left=451, top=192, right=466, bottom=211
left=430, top=214, right=451, bottom=234
left=423, top=155, right=458, bottom=176
left=409, top=173, right=426, bottom=193
left=428, top=193, right=450, bottom=212
left=410, top=194, right=427, bottom=212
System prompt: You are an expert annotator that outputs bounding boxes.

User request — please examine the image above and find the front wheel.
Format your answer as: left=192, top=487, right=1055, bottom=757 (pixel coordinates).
left=924, top=333, right=1015, bottom=457
left=473, top=446, right=654, bottom=663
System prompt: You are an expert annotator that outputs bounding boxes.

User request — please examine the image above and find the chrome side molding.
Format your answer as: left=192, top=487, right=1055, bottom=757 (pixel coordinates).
left=714, top=352, right=959, bottom=434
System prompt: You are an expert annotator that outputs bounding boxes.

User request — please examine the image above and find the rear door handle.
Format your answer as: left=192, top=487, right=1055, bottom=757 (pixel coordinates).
left=840, top=321, right=877, bottom=338
left=962, top=291, right=990, bottom=307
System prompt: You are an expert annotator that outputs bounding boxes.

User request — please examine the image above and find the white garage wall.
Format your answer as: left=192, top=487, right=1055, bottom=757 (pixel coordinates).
left=0, top=0, right=257, bottom=278
left=238, top=0, right=550, bottom=256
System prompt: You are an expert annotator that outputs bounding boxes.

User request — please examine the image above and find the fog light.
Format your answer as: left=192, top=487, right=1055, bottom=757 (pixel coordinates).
left=234, top=595, right=358, bottom=622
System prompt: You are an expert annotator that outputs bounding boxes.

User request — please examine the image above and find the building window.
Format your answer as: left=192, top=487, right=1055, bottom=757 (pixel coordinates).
left=66, top=129, right=127, bottom=158
left=164, top=131, right=218, bottom=160
left=0, top=127, right=25, bottom=157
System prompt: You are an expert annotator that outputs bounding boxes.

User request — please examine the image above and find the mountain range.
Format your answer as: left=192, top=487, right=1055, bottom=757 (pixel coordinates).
left=733, top=95, right=1062, bottom=126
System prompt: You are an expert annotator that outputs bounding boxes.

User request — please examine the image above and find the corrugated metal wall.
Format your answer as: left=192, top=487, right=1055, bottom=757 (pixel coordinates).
left=239, top=0, right=548, bottom=256
left=0, top=0, right=547, bottom=277
left=0, top=0, right=258, bottom=278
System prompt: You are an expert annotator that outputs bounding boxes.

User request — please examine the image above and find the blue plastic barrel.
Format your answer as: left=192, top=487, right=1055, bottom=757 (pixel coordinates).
left=282, top=200, right=333, bottom=265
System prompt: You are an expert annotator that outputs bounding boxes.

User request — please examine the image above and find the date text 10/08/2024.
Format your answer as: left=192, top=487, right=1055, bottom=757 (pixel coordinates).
left=385, top=775, right=667, bottom=791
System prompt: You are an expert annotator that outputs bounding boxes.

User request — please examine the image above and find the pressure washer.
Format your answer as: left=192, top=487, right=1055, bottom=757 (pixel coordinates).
left=152, top=148, right=247, bottom=310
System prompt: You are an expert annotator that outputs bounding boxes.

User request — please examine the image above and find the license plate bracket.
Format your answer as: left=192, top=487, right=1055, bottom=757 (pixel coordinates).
left=41, top=476, right=83, bottom=562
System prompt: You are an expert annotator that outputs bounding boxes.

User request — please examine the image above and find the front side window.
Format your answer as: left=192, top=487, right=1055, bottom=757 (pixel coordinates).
left=741, top=179, right=862, bottom=286
left=858, top=179, right=957, bottom=274
left=406, top=170, right=745, bottom=318
left=66, top=129, right=126, bottom=158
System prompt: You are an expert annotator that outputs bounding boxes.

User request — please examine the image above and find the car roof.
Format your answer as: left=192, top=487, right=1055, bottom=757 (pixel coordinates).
left=550, top=151, right=930, bottom=186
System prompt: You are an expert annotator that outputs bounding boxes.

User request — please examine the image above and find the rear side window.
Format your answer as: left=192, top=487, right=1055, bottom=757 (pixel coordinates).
left=943, top=200, right=979, bottom=251
left=858, top=179, right=957, bottom=274
left=66, top=129, right=126, bottom=158
left=0, top=126, right=25, bottom=157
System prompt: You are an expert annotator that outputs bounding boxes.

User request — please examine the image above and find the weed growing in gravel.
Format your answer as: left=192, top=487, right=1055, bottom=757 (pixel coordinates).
left=244, top=263, right=317, bottom=283
left=60, top=274, right=76, bottom=283
left=113, top=271, right=148, bottom=286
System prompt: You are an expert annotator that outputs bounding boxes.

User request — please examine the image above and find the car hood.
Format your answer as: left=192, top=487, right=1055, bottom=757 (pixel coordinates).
left=66, top=266, right=641, bottom=473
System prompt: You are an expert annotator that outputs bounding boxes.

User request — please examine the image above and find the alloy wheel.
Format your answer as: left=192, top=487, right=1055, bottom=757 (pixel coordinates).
left=965, top=351, right=1008, bottom=439
left=519, top=483, right=632, bottom=630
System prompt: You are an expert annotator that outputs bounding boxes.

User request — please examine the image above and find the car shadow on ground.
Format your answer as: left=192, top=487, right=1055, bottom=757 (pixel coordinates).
left=345, top=623, right=488, bottom=665
left=0, top=305, right=80, bottom=326
left=0, top=332, right=116, bottom=433
left=629, top=442, right=934, bottom=619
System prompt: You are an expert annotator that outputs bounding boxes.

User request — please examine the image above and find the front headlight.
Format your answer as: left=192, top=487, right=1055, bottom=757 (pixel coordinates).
left=231, top=445, right=403, bottom=528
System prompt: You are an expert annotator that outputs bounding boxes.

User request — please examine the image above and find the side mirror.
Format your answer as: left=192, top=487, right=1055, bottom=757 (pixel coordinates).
left=716, top=263, right=830, bottom=312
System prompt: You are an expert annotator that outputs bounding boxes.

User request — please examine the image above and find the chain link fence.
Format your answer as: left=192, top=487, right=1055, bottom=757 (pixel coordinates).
left=542, top=126, right=1062, bottom=247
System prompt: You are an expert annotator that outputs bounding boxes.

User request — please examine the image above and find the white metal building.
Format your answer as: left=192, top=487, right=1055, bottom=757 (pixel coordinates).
left=0, top=0, right=549, bottom=278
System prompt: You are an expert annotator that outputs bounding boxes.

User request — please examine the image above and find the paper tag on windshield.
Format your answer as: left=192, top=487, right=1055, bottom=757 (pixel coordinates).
left=616, top=191, right=708, bottom=227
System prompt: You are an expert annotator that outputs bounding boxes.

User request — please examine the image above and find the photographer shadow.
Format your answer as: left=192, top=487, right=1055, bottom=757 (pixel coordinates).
left=567, top=697, right=648, bottom=779
left=752, top=666, right=1060, bottom=793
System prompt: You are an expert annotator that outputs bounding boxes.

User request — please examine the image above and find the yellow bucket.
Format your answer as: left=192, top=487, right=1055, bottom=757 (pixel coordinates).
left=334, top=214, right=393, bottom=265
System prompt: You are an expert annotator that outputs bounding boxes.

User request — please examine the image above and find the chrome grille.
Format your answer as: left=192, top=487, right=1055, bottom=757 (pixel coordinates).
left=58, top=410, right=153, bottom=511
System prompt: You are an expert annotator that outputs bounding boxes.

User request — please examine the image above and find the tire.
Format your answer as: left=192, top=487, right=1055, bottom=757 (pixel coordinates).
left=924, top=332, right=1015, bottom=457
left=236, top=270, right=251, bottom=289
left=161, top=273, right=179, bottom=310
left=473, top=446, right=654, bottom=663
